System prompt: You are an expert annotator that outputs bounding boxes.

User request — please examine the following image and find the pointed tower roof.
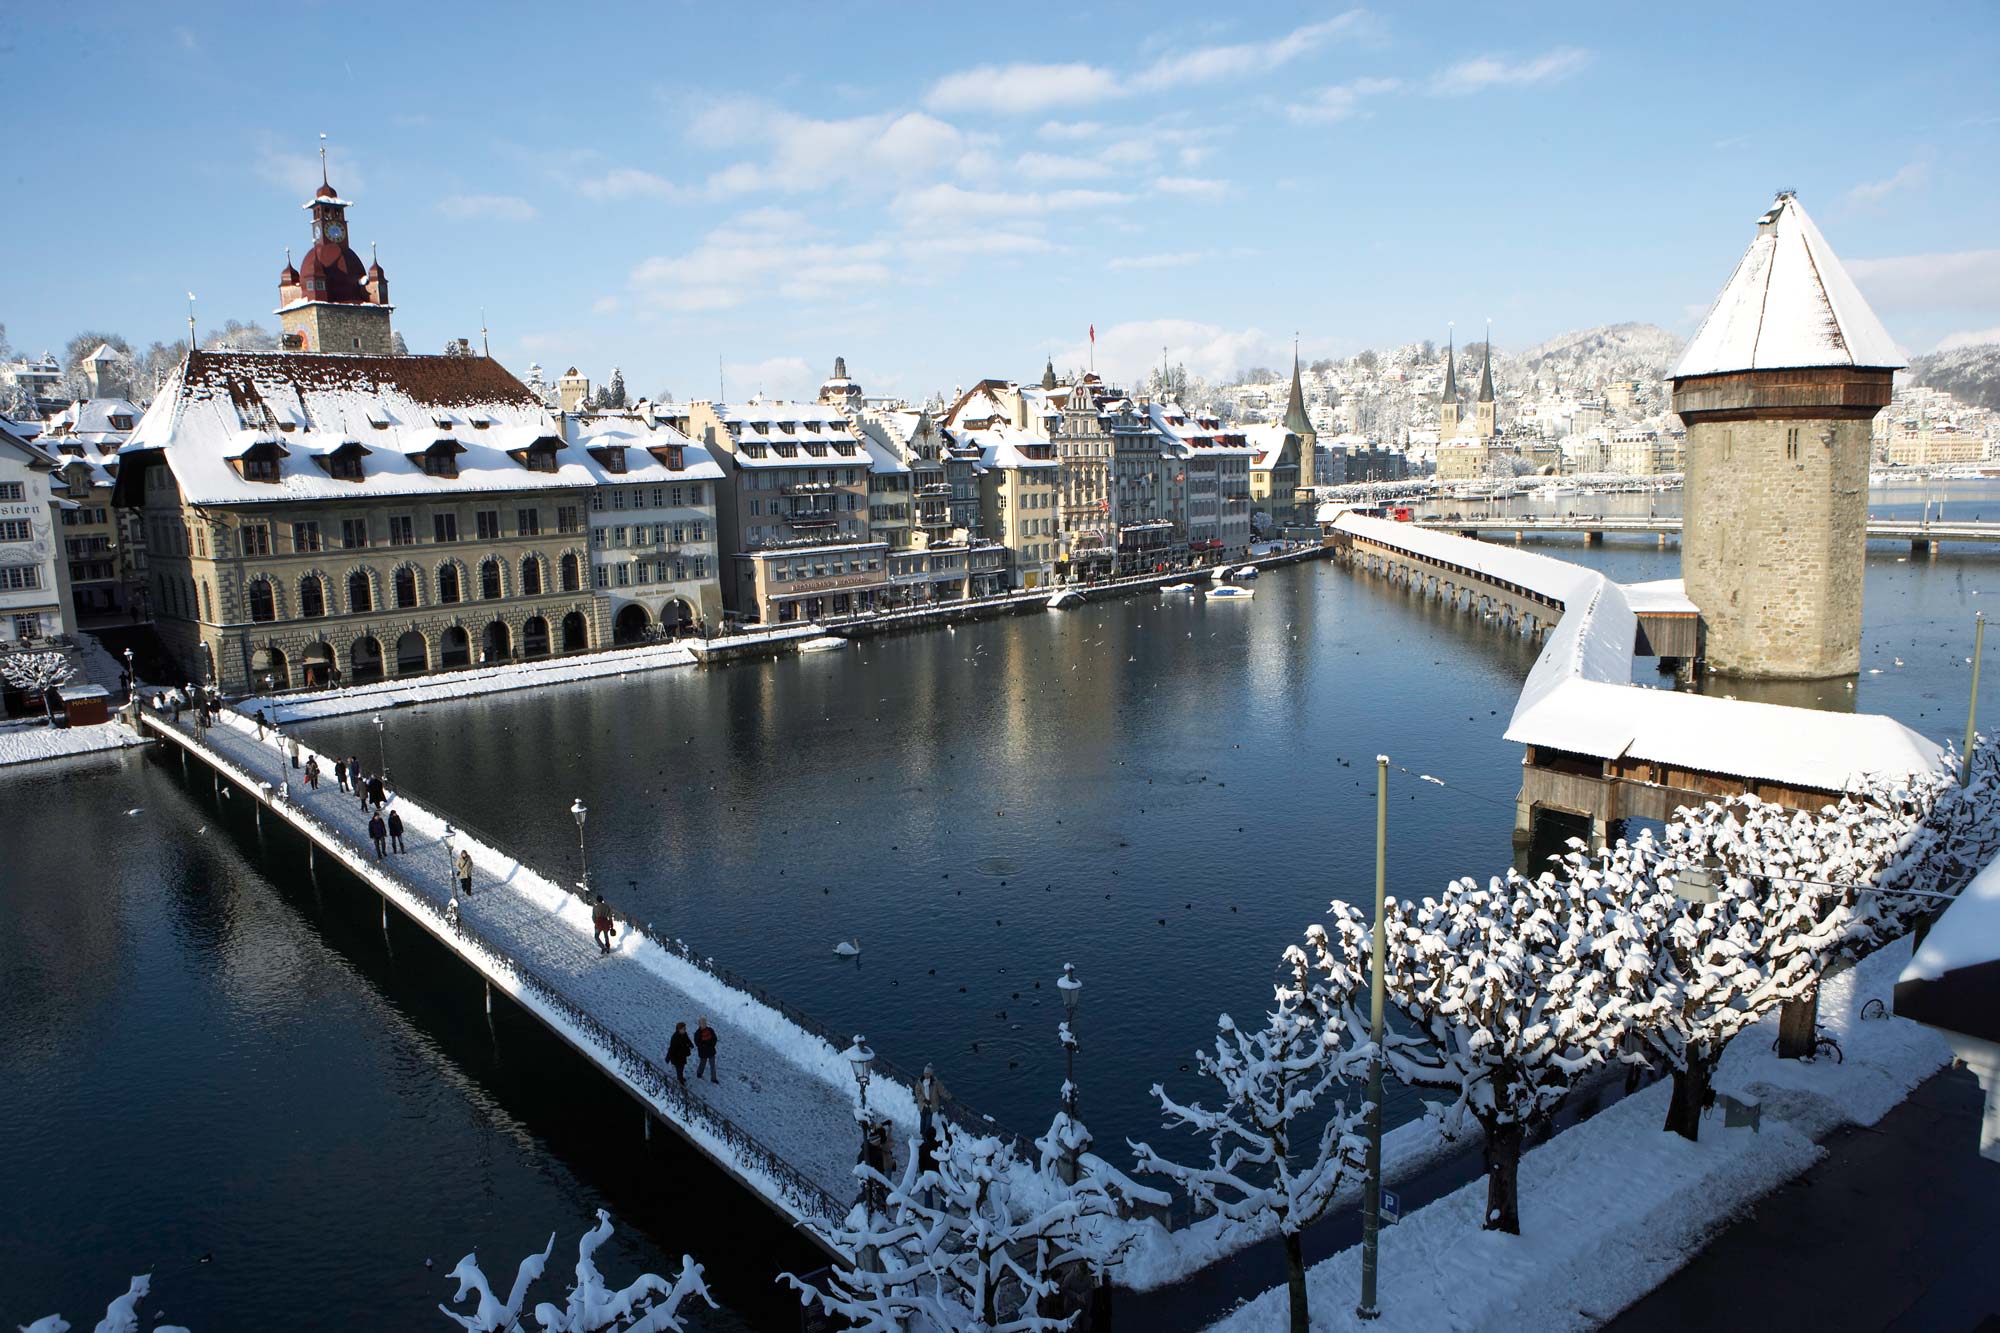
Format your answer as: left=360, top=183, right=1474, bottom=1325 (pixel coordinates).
left=1283, top=349, right=1314, bottom=434
left=1041, top=358, right=1057, bottom=391
left=1477, top=335, right=1495, bottom=404
left=1439, top=334, right=1458, bottom=403
left=1675, top=192, right=1902, bottom=379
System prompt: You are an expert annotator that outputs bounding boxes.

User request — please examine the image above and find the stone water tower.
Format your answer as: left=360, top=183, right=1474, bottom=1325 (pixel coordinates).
left=1672, top=192, right=1901, bottom=678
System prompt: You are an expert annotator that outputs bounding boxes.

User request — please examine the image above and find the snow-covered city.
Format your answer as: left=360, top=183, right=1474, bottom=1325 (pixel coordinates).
left=4, top=5, right=1999, bottom=1331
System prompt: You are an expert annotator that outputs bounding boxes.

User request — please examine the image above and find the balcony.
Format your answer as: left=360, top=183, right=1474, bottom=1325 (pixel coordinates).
left=918, top=482, right=953, bottom=496
left=781, top=482, right=835, bottom=495
left=784, top=512, right=839, bottom=528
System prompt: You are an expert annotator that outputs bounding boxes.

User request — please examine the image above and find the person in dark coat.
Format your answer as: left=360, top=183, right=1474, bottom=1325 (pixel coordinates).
left=592, top=893, right=615, bottom=955
left=367, top=812, right=387, bottom=859
left=693, top=1018, right=719, bottom=1083
left=356, top=772, right=371, bottom=812
left=366, top=775, right=386, bottom=810
left=666, top=1022, right=693, bottom=1082
left=334, top=758, right=348, bottom=791
left=253, top=708, right=267, bottom=740
left=387, top=808, right=405, bottom=854
left=457, top=849, right=474, bottom=897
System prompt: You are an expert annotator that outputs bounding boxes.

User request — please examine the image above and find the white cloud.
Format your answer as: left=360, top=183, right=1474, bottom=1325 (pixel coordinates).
left=892, top=183, right=1129, bottom=225
left=723, top=355, right=818, bottom=402
left=1847, top=249, right=2000, bottom=312
left=257, top=141, right=364, bottom=197
left=1037, top=120, right=1104, bottom=141
left=1935, top=326, right=2000, bottom=352
left=579, top=168, right=677, bottom=201
left=1107, top=251, right=1207, bottom=271
left=1289, top=76, right=1401, bottom=123
left=629, top=210, right=890, bottom=311
left=688, top=101, right=984, bottom=196
left=926, top=63, right=1121, bottom=115
left=437, top=194, right=537, bottom=221
left=1430, top=46, right=1590, bottom=96
left=592, top=296, right=620, bottom=315
left=1134, top=11, right=1371, bottom=90
left=1847, top=160, right=1929, bottom=207
left=1049, top=318, right=1298, bottom=384
left=1016, top=151, right=1113, bottom=181
left=1153, top=175, right=1227, bottom=197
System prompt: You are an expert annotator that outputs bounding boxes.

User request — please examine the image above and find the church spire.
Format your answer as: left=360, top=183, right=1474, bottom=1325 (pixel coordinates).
left=1282, top=341, right=1313, bottom=435
left=1477, top=324, right=1495, bottom=404
left=1440, top=328, right=1458, bottom=402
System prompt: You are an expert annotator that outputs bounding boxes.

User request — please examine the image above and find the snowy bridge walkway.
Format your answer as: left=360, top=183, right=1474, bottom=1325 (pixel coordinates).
left=139, top=706, right=949, bottom=1242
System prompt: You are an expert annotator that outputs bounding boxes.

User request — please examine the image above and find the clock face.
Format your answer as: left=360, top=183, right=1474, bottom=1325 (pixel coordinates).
left=327, top=221, right=346, bottom=243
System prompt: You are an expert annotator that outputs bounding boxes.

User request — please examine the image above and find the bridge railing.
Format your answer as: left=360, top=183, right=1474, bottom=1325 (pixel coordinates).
left=144, top=711, right=850, bottom=1225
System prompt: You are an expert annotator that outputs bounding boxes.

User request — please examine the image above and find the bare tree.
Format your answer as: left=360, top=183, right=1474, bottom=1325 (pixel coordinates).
left=2, top=650, right=77, bottom=725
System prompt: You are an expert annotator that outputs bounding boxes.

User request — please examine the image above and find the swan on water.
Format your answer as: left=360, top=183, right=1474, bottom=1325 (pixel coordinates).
left=834, top=938, right=862, bottom=957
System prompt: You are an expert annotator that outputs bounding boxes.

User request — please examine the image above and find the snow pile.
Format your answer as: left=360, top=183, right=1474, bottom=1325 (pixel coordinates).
left=0, top=718, right=147, bottom=767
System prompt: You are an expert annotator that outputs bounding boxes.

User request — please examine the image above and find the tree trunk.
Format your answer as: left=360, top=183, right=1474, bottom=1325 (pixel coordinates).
left=1482, top=1121, right=1524, bottom=1234
left=1663, top=1055, right=1714, bottom=1141
left=1777, top=988, right=1820, bottom=1060
left=1283, top=1229, right=1309, bottom=1333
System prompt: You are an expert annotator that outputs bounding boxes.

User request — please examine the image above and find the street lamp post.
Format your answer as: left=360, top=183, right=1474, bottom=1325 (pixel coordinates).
left=1058, top=962, right=1083, bottom=1185
left=123, top=648, right=135, bottom=706
left=570, top=797, right=590, bottom=898
left=372, top=713, right=387, bottom=783
left=843, top=1033, right=884, bottom=1266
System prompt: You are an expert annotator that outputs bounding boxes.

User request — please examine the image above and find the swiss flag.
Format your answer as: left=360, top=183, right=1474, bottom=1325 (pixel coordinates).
left=1089, top=324, right=1095, bottom=344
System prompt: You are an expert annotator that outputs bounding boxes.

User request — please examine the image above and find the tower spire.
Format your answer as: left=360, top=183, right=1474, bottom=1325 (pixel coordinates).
left=319, top=132, right=328, bottom=188
left=1283, top=334, right=1313, bottom=435
left=1440, top=324, right=1458, bottom=401
left=480, top=309, right=490, bottom=358
left=1477, top=320, right=1495, bottom=404
left=187, top=292, right=197, bottom=350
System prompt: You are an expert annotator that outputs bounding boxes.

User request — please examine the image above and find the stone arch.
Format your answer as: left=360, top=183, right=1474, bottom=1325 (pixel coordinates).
left=663, top=597, right=696, bottom=633
left=560, top=610, right=589, bottom=653
left=346, top=565, right=377, bottom=615
left=479, top=556, right=506, bottom=601
left=301, top=640, right=336, bottom=686
left=249, top=643, right=289, bottom=689
left=350, top=634, right=385, bottom=683
left=392, top=563, right=422, bottom=610
left=520, top=553, right=546, bottom=598
left=298, top=572, right=328, bottom=619
left=440, top=624, right=472, bottom=668
left=523, top=614, right=551, bottom=658
left=246, top=576, right=277, bottom=623
left=395, top=629, right=428, bottom=676
left=482, top=619, right=512, bottom=663
left=614, top=602, right=651, bottom=645
left=435, top=558, right=466, bottom=605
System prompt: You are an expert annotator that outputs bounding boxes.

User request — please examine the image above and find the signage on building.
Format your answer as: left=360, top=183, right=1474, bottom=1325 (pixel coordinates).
left=780, top=571, right=879, bottom=595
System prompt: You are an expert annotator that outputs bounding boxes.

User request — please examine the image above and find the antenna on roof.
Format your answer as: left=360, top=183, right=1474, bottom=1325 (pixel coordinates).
left=718, top=354, right=725, bottom=404
left=319, top=132, right=329, bottom=187
left=186, top=292, right=197, bottom=351
left=480, top=309, right=489, bottom=358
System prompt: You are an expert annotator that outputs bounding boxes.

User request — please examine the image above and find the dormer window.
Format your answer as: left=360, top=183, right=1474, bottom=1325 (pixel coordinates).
left=109, top=415, right=132, bottom=431
left=744, top=443, right=768, bottom=458
left=590, top=446, right=629, bottom=475
left=411, top=438, right=465, bottom=480
left=507, top=436, right=565, bottom=474
left=242, top=457, right=280, bottom=482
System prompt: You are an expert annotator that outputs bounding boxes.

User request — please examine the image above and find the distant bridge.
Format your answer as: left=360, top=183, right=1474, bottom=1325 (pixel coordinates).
left=1409, top=514, right=2000, bottom=553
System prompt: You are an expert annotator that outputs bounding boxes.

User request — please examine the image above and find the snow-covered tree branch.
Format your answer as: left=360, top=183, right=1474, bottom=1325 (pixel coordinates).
left=1, top=651, right=77, bottom=726
left=1130, top=939, right=1373, bottom=1332
left=19, top=1274, right=191, bottom=1333
left=438, top=1211, right=712, bottom=1332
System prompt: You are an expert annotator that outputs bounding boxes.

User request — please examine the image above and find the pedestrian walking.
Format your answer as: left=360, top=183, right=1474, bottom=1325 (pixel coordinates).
left=356, top=773, right=371, bottom=813
left=288, top=735, right=301, bottom=769
left=917, top=1064, right=952, bottom=1139
left=254, top=708, right=267, bottom=740
left=666, top=1022, right=693, bottom=1083
left=457, top=848, right=474, bottom=897
left=693, top=1019, right=719, bottom=1083
left=387, top=808, right=405, bottom=854
left=171, top=695, right=182, bottom=724
left=367, top=774, right=386, bottom=811
left=304, top=756, right=319, bottom=790
left=334, top=758, right=348, bottom=791
left=592, top=893, right=615, bottom=955
left=368, top=812, right=387, bottom=859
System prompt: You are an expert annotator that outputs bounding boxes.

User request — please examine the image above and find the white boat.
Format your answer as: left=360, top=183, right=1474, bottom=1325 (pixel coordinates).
left=1046, top=588, right=1085, bottom=610
left=798, top=635, right=848, bottom=653
left=1161, top=582, right=1196, bottom=593
left=1209, top=584, right=1254, bottom=599
left=1232, top=565, right=1260, bottom=579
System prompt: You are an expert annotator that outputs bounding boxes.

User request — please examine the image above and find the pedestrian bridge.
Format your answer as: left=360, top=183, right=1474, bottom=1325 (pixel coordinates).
left=1412, top=513, right=2000, bottom=554
left=137, top=707, right=991, bottom=1249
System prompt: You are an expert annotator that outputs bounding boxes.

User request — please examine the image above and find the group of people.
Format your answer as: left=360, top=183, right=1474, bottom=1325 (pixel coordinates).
left=169, top=686, right=223, bottom=730
left=665, top=1019, right=720, bottom=1084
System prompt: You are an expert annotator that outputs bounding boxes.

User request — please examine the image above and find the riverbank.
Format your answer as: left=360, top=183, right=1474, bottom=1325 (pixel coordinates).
left=0, top=717, right=148, bottom=767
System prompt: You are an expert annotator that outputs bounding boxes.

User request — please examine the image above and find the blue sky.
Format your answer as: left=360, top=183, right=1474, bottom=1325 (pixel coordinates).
left=6, top=2, right=1998, bottom=400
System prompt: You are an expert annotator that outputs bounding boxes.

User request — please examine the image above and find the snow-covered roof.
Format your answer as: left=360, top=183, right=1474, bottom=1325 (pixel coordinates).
left=560, top=411, right=722, bottom=482
left=1620, top=578, right=1699, bottom=615
left=1332, top=512, right=1942, bottom=793
left=1143, top=401, right=1256, bottom=457
left=44, top=396, right=141, bottom=449
left=1245, top=422, right=1296, bottom=471
left=1674, top=193, right=1903, bottom=379
left=124, top=349, right=685, bottom=504
left=1902, top=850, right=2000, bottom=985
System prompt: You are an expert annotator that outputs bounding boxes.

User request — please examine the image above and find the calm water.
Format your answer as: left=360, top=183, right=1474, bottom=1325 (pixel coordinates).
left=4, top=480, right=1993, bottom=1324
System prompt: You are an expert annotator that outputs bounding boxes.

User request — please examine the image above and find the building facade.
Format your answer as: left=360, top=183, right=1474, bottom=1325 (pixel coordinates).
left=566, top=409, right=723, bottom=641
left=0, top=427, right=75, bottom=645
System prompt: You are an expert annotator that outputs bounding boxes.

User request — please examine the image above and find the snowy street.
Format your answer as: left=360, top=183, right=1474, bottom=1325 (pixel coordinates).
left=158, top=708, right=905, bottom=1209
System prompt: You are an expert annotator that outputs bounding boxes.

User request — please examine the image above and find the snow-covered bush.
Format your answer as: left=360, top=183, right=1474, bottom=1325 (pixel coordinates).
left=782, top=1120, right=1129, bottom=1332
left=19, top=1274, right=191, bottom=1333
left=438, top=1210, right=712, bottom=1332
left=1323, top=867, right=1654, bottom=1235
left=1, top=650, right=77, bottom=726
left=1130, top=938, right=1373, bottom=1332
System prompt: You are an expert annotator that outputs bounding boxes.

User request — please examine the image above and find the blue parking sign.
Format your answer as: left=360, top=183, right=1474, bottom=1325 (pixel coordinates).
left=1381, top=1189, right=1401, bottom=1223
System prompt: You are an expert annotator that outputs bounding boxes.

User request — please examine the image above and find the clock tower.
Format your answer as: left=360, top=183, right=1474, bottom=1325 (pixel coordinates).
left=276, top=150, right=395, bottom=356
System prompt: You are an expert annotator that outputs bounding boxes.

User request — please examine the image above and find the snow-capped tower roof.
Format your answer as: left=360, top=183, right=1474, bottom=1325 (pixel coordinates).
left=1674, top=192, right=1903, bottom=379
left=1477, top=336, right=1495, bottom=403
left=1283, top=350, right=1314, bottom=435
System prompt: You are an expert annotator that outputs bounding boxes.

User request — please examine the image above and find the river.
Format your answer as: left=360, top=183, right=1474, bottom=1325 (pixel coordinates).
left=4, top=478, right=1994, bottom=1326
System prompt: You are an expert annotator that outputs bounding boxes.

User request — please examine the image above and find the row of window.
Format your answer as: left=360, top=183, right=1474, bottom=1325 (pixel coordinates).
left=744, top=519, right=864, bottom=544
left=589, top=484, right=708, bottom=511
left=0, top=566, right=42, bottom=590
left=748, top=495, right=859, bottom=516
left=768, top=554, right=884, bottom=582
left=0, top=482, right=23, bottom=501
left=592, top=522, right=709, bottom=549
left=738, top=468, right=862, bottom=489
left=267, top=507, right=584, bottom=557
left=0, top=520, right=32, bottom=543
left=60, top=507, right=111, bottom=526
left=243, top=553, right=589, bottom=624
left=596, top=555, right=709, bottom=589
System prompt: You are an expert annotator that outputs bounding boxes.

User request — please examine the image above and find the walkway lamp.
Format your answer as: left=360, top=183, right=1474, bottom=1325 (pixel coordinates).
left=123, top=647, right=135, bottom=705
left=570, top=797, right=590, bottom=897
left=843, top=1033, right=875, bottom=1111
left=372, top=712, right=387, bottom=782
